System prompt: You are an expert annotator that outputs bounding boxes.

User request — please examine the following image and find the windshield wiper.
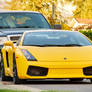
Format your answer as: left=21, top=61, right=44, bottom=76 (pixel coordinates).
left=24, top=44, right=83, bottom=47
left=40, top=45, right=65, bottom=47
left=16, top=26, right=36, bottom=28
left=38, top=44, right=83, bottom=47
left=29, top=45, right=67, bottom=47
left=63, top=44, right=83, bottom=46
left=0, top=26, right=10, bottom=29
left=23, top=44, right=64, bottom=47
left=23, top=45, right=44, bottom=47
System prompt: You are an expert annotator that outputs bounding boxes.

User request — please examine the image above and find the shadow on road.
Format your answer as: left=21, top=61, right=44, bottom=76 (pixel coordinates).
left=1, top=78, right=91, bottom=85
left=20, top=79, right=91, bottom=85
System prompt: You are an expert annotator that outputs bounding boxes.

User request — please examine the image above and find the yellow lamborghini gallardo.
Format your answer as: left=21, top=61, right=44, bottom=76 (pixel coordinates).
left=1, top=30, right=92, bottom=84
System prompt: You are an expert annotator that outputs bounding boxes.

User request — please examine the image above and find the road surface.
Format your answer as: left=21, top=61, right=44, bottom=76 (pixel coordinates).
left=0, top=78, right=92, bottom=92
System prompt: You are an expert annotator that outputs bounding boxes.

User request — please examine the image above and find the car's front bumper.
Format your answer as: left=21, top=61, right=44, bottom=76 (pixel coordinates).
left=16, top=59, right=92, bottom=79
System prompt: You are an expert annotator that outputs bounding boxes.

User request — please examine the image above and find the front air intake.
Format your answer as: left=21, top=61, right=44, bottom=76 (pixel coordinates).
left=27, top=66, right=48, bottom=76
left=83, top=66, right=92, bottom=76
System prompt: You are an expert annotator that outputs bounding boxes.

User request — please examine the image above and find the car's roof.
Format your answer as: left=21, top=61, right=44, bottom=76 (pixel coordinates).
left=0, top=11, right=40, bottom=13
left=24, top=29, right=78, bottom=34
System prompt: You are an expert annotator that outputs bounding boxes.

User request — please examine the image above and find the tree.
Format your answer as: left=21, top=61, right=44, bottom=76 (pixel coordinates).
left=4, top=0, right=92, bottom=29
left=74, top=0, right=92, bottom=19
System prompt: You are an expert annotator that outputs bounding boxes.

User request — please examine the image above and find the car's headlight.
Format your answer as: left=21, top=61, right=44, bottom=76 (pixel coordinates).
left=0, top=37, right=8, bottom=45
left=21, top=49, right=37, bottom=61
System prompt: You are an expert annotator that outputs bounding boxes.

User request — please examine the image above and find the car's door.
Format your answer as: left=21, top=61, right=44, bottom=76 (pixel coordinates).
left=2, top=45, right=14, bottom=77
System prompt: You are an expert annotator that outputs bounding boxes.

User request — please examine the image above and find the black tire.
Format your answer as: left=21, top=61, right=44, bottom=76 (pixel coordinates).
left=70, top=78, right=83, bottom=82
left=13, top=65, right=21, bottom=84
left=90, top=79, right=92, bottom=83
left=1, top=54, right=9, bottom=81
left=13, top=54, right=25, bottom=84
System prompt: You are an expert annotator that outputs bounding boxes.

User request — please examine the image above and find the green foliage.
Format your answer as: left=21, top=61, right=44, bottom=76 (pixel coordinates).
left=41, top=91, right=73, bottom=92
left=79, top=29, right=92, bottom=40
left=0, top=89, right=29, bottom=92
left=41, top=90, right=73, bottom=92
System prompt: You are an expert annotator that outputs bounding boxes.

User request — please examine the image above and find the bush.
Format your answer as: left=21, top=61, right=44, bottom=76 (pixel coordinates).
left=79, top=29, right=92, bottom=40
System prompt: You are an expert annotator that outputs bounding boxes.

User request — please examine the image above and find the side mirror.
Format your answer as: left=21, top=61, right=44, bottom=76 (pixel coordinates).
left=53, top=24, right=61, bottom=29
left=4, top=41, right=14, bottom=48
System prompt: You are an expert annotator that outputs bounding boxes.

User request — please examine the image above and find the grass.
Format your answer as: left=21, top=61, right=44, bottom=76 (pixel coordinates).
left=0, top=89, right=74, bottom=92
left=41, top=90, right=74, bottom=92
left=0, top=89, right=29, bottom=92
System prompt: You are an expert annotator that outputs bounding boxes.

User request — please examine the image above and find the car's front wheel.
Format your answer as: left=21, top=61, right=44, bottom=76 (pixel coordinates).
left=1, top=61, right=8, bottom=81
left=13, top=60, right=25, bottom=84
left=90, top=79, right=92, bottom=83
left=13, top=54, right=25, bottom=84
left=1, top=54, right=12, bottom=81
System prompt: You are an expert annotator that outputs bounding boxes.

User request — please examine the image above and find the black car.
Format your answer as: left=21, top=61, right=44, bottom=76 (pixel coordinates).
left=0, top=11, right=51, bottom=51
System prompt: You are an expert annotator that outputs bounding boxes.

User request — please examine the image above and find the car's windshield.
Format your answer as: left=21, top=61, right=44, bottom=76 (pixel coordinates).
left=23, top=31, right=92, bottom=46
left=0, top=12, right=50, bottom=29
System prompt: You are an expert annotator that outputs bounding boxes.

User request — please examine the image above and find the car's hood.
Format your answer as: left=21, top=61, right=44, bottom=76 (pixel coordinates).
left=0, top=28, right=33, bottom=36
left=19, top=46, right=92, bottom=61
left=0, top=28, right=50, bottom=36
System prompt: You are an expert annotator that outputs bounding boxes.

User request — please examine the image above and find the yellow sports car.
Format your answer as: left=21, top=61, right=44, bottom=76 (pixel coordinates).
left=1, top=30, right=92, bottom=84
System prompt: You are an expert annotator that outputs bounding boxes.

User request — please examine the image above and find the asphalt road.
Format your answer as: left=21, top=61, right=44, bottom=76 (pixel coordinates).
left=0, top=78, right=92, bottom=92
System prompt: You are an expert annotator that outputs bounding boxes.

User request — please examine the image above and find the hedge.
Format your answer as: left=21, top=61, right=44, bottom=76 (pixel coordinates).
left=79, top=29, right=92, bottom=40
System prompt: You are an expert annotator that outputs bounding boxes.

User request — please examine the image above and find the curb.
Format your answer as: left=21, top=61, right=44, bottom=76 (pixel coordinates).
left=0, top=82, right=42, bottom=92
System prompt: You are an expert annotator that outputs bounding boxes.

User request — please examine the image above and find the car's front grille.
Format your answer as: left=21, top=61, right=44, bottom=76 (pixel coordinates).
left=27, top=66, right=48, bottom=76
left=83, top=66, right=92, bottom=76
